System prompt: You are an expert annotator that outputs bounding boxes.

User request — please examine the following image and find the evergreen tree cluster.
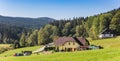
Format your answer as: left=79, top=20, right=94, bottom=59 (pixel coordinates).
left=0, top=23, right=26, bottom=44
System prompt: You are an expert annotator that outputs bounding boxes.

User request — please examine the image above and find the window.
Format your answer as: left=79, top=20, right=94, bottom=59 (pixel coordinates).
left=73, top=42, right=75, bottom=45
left=104, top=34, right=106, bottom=36
left=109, top=34, right=111, bottom=36
left=69, top=42, right=70, bottom=45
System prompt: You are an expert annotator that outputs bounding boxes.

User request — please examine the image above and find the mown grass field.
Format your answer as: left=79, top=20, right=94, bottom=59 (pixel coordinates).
left=0, top=36, right=120, bottom=61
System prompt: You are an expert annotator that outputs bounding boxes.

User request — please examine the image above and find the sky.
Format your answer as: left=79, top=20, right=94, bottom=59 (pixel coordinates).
left=0, top=0, right=120, bottom=19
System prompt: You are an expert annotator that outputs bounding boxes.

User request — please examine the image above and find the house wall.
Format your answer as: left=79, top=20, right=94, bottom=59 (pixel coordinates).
left=64, top=41, right=80, bottom=48
left=56, top=41, right=80, bottom=51
left=99, top=34, right=114, bottom=38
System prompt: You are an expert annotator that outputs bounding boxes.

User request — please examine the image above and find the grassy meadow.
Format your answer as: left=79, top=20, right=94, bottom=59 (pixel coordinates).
left=90, top=36, right=120, bottom=48
left=0, top=36, right=120, bottom=61
left=0, top=44, right=11, bottom=48
left=0, top=46, right=41, bottom=57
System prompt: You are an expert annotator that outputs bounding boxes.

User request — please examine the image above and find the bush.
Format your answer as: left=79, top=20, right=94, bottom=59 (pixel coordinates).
left=44, top=47, right=55, bottom=51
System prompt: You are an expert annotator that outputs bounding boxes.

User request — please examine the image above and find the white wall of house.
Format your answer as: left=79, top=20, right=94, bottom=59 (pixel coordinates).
left=99, top=34, right=114, bottom=38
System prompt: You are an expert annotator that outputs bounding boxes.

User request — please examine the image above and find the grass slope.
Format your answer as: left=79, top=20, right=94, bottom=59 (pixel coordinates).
left=1, top=48, right=120, bottom=61
left=0, top=36, right=120, bottom=61
left=0, top=46, right=41, bottom=57
left=90, top=36, right=120, bottom=48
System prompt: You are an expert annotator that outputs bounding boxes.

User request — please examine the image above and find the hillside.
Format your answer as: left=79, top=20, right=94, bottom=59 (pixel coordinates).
left=0, top=15, right=55, bottom=29
left=0, top=46, right=41, bottom=57
left=0, top=37, right=120, bottom=61
left=0, top=23, right=25, bottom=43
left=0, top=15, right=55, bottom=44
left=90, top=36, right=120, bottom=48
left=24, top=8, right=120, bottom=46
left=1, top=48, right=120, bottom=61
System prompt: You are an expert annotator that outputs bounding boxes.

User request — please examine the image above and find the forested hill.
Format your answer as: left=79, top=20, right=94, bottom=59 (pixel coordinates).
left=0, top=23, right=25, bottom=43
left=1, top=8, right=120, bottom=46
left=0, top=16, right=54, bottom=44
left=25, top=8, right=120, bottom=46
left=0, top=15, right=55, bottom=29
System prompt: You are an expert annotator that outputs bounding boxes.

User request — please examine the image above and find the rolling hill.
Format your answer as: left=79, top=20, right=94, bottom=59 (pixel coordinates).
left=0, top=15, right=55, bottom=44
left=0, top=15, right=55, bottom=29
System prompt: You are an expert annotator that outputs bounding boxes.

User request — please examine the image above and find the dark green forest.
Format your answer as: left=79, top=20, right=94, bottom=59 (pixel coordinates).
left=0, top=23, right=28, bottom=44
left=0, top=16, right=54, bottom=44
left=0, top=8, right=120, bottom=47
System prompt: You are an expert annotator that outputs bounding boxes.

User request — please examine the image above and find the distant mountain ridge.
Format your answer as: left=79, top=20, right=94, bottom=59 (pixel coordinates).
left=0, top=15, right=55, bottom=29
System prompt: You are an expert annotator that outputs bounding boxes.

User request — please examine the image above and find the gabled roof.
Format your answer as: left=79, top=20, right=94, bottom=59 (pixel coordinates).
left=54, top=37, right=88, bottom=46
left=100, top=28, right=115, bottom=34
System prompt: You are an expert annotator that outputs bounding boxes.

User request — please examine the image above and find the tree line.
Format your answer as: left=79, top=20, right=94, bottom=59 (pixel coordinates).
left=0, top=23, right=26, bottom=44
left=18, top=8, right=120, bottom=47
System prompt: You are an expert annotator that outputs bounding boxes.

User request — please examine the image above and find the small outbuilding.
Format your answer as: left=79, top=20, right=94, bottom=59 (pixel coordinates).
left=99, top=29, right=115, bottom=38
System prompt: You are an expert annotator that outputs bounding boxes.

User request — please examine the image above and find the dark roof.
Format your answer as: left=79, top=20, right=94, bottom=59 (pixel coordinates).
left=54, top=37, right=88, bottom=46
left=100, top=29, right=115, bottom=34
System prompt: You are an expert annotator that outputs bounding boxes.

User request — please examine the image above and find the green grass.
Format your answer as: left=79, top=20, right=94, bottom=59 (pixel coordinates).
left=0, top=44, right=11, bottom=48
left=0, top=46, right=41, bottom=57
left=1, top=48, right=120, bottom=61
left=90, top=36, right=120, bottom=48
left=0, top=36, right=120, bottom=61
left=0, top=44, right=12, bottom=54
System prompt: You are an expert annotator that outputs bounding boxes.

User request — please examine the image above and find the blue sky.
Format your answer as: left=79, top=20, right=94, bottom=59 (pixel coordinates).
left=0, top=0, right=120, bottom=19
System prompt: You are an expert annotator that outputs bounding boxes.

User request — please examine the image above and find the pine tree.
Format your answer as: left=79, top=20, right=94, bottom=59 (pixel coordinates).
left=19, top=32, right=26, bottom=47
